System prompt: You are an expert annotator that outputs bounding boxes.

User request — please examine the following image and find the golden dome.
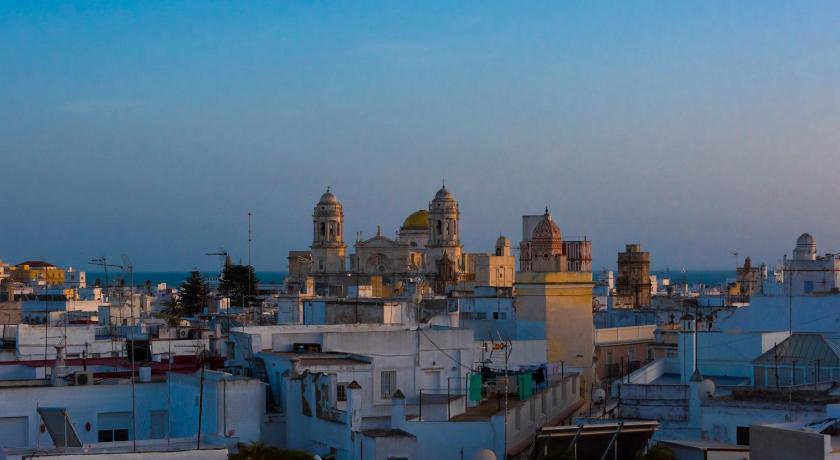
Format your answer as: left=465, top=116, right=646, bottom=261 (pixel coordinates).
left=402, top=210, right=429, bottom=230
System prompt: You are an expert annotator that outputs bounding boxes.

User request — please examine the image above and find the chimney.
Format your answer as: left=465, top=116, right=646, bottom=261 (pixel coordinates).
left=52, top=345, right=69, bottom=386
left=347, top=381, right=363, bottom=431
left=679, top=314, right=697, bottom=384
left=390, top=389, right=406, bottom=429
left=139, top=365, right=152, bottom=383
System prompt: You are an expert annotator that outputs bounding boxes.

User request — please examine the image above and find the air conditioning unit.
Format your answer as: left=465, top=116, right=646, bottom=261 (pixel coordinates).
left=73, top=371, right=94, bottom=386
left=177, top=329, right=189, bottom=339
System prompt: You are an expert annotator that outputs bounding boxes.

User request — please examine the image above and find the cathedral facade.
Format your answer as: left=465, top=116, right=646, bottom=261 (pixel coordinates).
left=285, top=186, right=512, bottom=297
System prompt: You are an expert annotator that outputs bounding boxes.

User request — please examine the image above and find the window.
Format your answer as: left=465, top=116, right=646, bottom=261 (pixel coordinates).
left=337, top=383, right=348, bottom=402
left=493, top=312, right=499, bottom=320
left=436, top=220, right=442, bottom=235
left=0, top=417, right=28, bottom=448
left=380, top=370, right=397, bottom=399
left=97, top=412, right=131, bottom=443
left=804, top=280, right=814, bottom=294
left=320, top=222, right=326, bottom=237
left=628, top=348, right=636, bottom=362
left=98, top=429, right=129, bottom=442
left=736, top=426, right=750, bottom=446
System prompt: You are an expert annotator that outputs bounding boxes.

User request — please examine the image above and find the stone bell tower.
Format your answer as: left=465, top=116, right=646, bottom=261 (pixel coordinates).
left=311, top=187, right=346, bottom=274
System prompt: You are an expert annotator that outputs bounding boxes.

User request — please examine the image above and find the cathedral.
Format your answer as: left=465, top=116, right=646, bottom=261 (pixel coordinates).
left=285, top=185, right=515, bottom=297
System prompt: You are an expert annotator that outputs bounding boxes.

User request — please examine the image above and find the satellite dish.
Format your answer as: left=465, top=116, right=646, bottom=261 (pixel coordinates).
left=698, top=379, right=716, bottom=399
left=473, top=449, right=497, bottom=460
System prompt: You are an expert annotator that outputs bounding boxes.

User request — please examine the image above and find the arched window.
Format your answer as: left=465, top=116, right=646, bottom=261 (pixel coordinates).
left=436, top=220, right=442, bottom=235
left=320, top=222, right=326, bottom=237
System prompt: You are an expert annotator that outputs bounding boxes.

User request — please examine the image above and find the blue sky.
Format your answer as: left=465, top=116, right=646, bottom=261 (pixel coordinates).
left=2, top=1, right=840, bottom=271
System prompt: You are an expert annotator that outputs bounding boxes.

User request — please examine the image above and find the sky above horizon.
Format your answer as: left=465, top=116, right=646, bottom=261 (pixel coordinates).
left=2, top=1, right=840, bottom=272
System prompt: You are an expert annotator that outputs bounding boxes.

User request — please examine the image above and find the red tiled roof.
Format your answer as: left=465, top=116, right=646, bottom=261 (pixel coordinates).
left=16, top=261, right=57, bottom=268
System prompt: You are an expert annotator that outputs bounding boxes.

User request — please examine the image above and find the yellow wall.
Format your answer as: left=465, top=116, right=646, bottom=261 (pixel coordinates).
left=515, top=271, right=595, bottom=379
left=473, top=254, right=515, bottom=287
left=10, top=266, right=66, bottom=285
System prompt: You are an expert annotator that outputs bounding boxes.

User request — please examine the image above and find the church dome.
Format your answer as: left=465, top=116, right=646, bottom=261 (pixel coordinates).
left=318, top=188, right=340, bottom=205
left=433, top=185, right=455, bottom=202
left=314, top=187, right=343, bottom=219
left=794, top=232, right=817, bottom=261
left=532, top=209, right=562, bottom=242
left=402, top=210, right=428, bottom=230
left=797, top=233, right=815, bottom=247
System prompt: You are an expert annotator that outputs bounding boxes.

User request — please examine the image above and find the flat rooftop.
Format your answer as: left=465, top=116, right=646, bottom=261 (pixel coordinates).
left=263, top=351, right=372, bottom=366
left=659, top=439, right=749, bottom=452
left=2, top=438, right=227, bottom=456
left=649, top=373, right=751, bottom=387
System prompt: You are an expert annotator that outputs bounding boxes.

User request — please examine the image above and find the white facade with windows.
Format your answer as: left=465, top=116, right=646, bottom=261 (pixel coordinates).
left=228, top=324, right=475, bottom=417
left=781, top=233, right=840, bottom=296
left=0, top=370, right=264, bottom=452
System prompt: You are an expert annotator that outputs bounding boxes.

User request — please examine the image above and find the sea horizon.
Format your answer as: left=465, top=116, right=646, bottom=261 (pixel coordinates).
left=84, top=269, right=738, bottom=289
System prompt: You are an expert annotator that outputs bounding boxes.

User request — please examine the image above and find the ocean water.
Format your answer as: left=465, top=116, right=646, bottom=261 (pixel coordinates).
left=86, top=271, right=288, bottom=288
left=86, top=270, right=735, bottom=289
left=650, top=270, right=734, bottom=286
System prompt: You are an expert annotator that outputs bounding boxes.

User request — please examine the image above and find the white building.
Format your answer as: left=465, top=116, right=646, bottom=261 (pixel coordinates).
left=782, top=233, right=840, bottom=296
left=227, top=323, right=585, bottom=459
left=0, top=365, right=264, bottom=452
left=9, top=324, right=126, bottom=360
left=65, top=267, right=86, bottom=289
left=228, top=323, right=475, bottom=418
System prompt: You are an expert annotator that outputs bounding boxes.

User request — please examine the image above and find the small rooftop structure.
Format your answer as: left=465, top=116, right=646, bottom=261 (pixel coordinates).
left=658, top=439, right=749, bottom=458
left=750, top=413, right=840, bottom=460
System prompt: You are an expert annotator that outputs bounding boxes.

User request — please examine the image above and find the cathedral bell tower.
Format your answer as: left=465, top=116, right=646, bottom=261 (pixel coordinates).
left=311, top=187, right=346, bottom=274
left=426, top=185, right=463, bottom=285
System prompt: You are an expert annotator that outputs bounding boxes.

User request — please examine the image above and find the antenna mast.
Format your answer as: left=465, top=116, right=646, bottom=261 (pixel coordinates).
left=121, top=254, right=137, bottom=453
left=247, top=212, right=256, bottom=324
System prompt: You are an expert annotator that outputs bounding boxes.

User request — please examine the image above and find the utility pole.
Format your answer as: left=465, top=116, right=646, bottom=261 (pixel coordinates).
left=121, top=255, right=137, bottom=454
left=196, top=351, right=206, bottom=450
left=89, top=257, right=125, bottom=372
